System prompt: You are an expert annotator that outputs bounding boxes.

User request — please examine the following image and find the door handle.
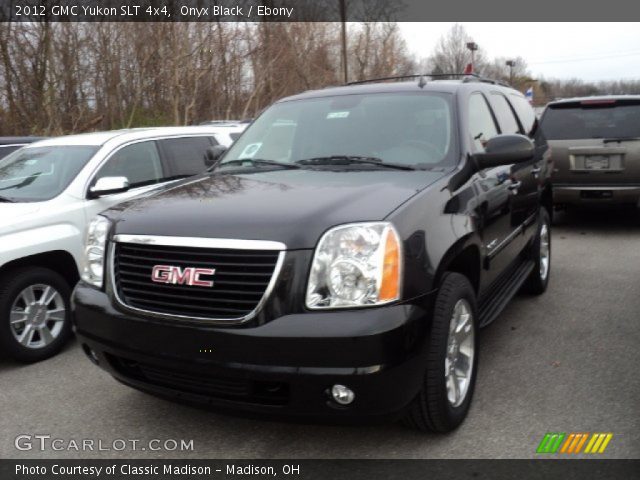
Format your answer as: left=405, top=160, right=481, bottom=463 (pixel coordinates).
left=508, top=181, right=522, bottom=192
left=531, top=166, right=542, bottom=177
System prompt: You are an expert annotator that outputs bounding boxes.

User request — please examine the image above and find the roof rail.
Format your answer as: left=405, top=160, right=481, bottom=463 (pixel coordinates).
left=347, top=74, right=430, bottom=86
left=346, top=72, right=510, bottom=87
left=461, top=75, right=510, bottom=87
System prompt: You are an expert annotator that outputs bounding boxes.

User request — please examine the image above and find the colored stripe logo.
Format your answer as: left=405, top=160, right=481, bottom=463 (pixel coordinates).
left=537, top=433, right=613, bottom=454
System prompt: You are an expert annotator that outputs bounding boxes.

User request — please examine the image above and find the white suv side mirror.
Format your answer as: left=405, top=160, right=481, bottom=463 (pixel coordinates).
left=89, top=176, right=130, bottom=198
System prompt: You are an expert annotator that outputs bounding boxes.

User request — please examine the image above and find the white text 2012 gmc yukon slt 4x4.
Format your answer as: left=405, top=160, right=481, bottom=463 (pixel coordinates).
left=0, top=125, right=245, bottom=362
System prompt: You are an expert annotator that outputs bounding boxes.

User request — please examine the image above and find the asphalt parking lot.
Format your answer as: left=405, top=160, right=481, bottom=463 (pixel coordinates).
left=1, top=207, right=639, bottom=460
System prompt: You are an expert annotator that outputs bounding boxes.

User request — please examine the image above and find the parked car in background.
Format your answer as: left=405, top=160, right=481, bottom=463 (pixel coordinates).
left=73, top=74, right=552, bottom=432
left=0, top=137, right=47, bottom=160
left=540, top=96, right=640, bottom=208
left=0, top=126, right=240, bottom=363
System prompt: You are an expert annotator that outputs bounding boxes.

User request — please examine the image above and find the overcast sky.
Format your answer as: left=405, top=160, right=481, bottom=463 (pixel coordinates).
left=398, top=23, right=640, bottom=82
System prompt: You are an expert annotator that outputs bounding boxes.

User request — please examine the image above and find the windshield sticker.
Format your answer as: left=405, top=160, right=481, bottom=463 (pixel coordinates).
left=326, top=111, right=350, bottom=119
left=239, top=143, right=262, bottom=158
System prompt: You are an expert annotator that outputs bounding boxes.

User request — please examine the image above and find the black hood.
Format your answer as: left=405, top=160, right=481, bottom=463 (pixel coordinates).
left=105, top=169, right=444, bottom=249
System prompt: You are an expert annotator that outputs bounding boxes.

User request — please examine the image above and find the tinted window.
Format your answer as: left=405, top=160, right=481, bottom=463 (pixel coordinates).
left=0, top=145, right=98, bottom=202
left=491, top=94, right=521, bottom=134
left=222, top=93, right=456, bottom=168
left=541, top=102, right=640, bottom=140
left=0, top=145, right=22, bottom=160
left=510, top=94, right=537, bottom=136
left=95, top=141, right=163, bottom=188
left=158, top=136, right=214, bottom=176
left=468, top=93, right=498, bottom=152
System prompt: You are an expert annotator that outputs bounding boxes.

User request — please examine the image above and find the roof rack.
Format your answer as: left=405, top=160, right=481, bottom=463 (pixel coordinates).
left=462, top=74, right=510, bottom=87
left=346, top=73, right=510, bottom=88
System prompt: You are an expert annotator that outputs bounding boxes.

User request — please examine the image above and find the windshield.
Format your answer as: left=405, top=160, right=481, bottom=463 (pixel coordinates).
left=220, top=92, right=456, bottom=169
left=0, top=145, right=98, bottom=202
left=541, top=101, right=640, bottom=140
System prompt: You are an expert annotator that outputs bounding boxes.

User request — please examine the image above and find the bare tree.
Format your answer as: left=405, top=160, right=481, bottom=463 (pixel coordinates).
left=2, top=21, right=639, bottom=134
left=482, top=56, right=532, bottom=87
left=426, top=24, right=487, bottom=75
left=350, top=23, right=416, bottom=82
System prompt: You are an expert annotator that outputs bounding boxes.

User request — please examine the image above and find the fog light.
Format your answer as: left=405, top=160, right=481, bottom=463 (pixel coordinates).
left=331, top=384, right=355, bottom=405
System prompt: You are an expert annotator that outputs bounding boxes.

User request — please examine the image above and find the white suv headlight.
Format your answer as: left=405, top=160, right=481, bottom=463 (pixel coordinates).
left=81, top=215, right=111, bottom=288
left=306, top=222, right=402, bottom=309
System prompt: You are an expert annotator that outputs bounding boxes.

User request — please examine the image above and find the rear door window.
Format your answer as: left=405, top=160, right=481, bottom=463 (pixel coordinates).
left=158, top=136, right=216, bottom=177
left=490, top=93, right=521, bottom=134
left=509, top=94, right=537, bottom=137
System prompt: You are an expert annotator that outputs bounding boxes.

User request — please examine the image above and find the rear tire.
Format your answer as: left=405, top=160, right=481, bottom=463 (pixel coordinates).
left=0, top=267, right=72, bottom=363
left=403, top=272, right=478, bottom=433
left=522, top=208, right=551, bottom=295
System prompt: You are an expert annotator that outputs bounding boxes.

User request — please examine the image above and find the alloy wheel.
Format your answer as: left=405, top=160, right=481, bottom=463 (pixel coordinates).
left=539, top=222, right=550, bottom=281
left=9, top=284, right=66, bottom=349
left=445, top=298, right=475, bottom=407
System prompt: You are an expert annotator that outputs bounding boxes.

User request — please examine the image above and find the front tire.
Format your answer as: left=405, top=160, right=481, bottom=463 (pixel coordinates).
left=403, top=272, right=478, bottom=433
left=0, top=267, right=73, bottom=363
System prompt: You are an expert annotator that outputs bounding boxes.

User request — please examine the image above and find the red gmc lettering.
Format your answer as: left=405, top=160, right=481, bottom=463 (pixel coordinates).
left=191, top=268, right=216, bottom=287
left=151, top=265, right=215, bottom=287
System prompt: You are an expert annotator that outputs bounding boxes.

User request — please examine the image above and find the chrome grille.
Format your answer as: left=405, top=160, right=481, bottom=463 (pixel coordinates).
left=111, top=236, right=284, bottom=322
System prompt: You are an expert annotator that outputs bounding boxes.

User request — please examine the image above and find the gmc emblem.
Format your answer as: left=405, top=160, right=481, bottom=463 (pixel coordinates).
left=151, top=265, right=215, bottom=287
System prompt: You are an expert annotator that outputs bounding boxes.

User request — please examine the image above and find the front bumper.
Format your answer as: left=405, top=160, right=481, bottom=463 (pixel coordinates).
left=72, top=284, right=436, bottom=421
left=554, top=185, right=640, bottom=205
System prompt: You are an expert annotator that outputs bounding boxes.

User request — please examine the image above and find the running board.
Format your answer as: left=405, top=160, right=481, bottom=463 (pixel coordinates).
left=478, top=260, right=535, bottom=328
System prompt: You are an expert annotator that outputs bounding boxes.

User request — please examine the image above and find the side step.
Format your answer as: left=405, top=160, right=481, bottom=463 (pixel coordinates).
left=478, top=260, right=535, bottom=328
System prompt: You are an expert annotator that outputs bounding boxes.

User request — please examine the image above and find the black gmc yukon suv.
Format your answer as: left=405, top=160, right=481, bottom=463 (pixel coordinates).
left=73, top=75, right=552, bottom=432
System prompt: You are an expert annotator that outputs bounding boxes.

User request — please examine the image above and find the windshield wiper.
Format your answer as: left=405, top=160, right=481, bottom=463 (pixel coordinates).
left=295, top=156, right=415, bottom=171
left=0, top=195, right=15, bottom=203
left=216, top=158, right=301, bottom=170
left=603, top=137, right=640, bottom=143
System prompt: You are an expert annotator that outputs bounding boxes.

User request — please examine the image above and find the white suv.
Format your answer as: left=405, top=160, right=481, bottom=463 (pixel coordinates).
left=0, top=125, right=245, bottom=362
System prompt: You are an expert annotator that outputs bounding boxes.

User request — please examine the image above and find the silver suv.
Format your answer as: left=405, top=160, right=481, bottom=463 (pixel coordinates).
left=0, top=125, right=244, bottom=363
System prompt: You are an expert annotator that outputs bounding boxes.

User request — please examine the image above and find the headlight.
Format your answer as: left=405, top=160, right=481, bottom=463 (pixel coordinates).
left=306, top=222, right=402, bottom=309
left=81, top=215, right=111, bottom=288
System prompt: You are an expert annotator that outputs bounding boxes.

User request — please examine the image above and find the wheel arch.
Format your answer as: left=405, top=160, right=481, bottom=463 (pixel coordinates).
left=433, top=238, right=482, bottom=295
left=0, top=251, right=80, bottom=288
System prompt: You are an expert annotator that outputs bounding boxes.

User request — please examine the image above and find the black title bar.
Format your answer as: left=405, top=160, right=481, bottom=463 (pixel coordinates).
left=2, top=459, right=640, bottom=480
left=1, top=0, right=640, bottom=22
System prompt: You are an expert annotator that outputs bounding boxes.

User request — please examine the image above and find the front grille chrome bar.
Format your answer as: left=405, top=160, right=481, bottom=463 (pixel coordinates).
left=109, top=235, right=286, bottom=325
left=113, top=234, right=285, bottom=251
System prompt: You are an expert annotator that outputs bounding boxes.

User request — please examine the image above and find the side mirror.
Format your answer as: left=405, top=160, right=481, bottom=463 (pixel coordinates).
left=473, top=134, right=534, bottom=170
left=204, top=145, right=228, bottom=168
left=89, top=176, right=130, bottom=198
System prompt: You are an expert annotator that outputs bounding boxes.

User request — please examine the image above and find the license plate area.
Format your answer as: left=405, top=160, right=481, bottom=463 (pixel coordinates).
left=584, top=156, right=610, bottom=170
left=570, top=151, right=624, bottom=171
left=580, top=190, right=613, bottom=199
